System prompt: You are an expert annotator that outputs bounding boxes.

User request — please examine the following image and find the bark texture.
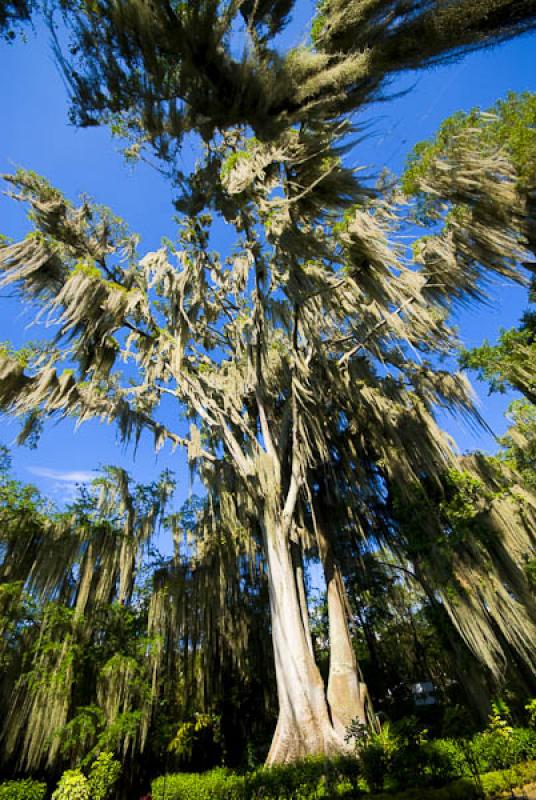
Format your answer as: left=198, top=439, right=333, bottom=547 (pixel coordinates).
left=263, top=509, right=346, bottom=764
left=316, top=509, right=375, bottom=737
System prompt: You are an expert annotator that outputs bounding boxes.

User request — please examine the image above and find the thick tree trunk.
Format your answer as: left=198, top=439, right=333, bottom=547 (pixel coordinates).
left=315, top=511, right=374, bottom=738
left=262, top=508, right=346, bottom=764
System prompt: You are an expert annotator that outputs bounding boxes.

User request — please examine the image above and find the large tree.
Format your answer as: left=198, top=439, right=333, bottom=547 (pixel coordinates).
left=1, top=2, right=536, bottom=763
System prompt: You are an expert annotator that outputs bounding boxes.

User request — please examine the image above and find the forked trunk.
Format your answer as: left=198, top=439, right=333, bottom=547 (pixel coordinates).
left=325, top=565, right=373, bottom=736
left=316, top=510, right=375, bottom=737
left=262, top=509, right=346, bottom=764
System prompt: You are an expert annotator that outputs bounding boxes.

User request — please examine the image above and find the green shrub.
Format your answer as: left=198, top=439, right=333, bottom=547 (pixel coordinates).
left=51, top=769, right=90, bottom=800
left=152, top=767, right=246, bottom=800
left=372, top=759, right=536, bottom=800
left=371, top=778, right=478, bottom=800
left=420, top=738, right=469, bottom=782
left=480, top=759, right=536, bottom=797
left=88, top=752, right=121, bottom=800
left=152, top=752, right=536, bottom=800
left=357, top=722, right=400, bottom=791
left=0, top=779, right=47, bottom=800
left=380, top=734, right=468, bottom=790
left=526, top=698, right=536, bottom=728
left=352, top=711, right=536, bottom=793
left=471, top=727, right=536, bottom=771
left=152, top=757, right=360, bottom=800
left=247, top=755, right=359, bottom=798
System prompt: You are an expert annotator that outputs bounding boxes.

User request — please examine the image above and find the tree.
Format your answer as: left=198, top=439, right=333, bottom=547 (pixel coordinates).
left=406, top=90, right=535, bottom=489
left=0, top=456, right=273, bottom=784
left=1, top=2, right=536, bottom=762
left=409, top=92, right=536, bottom=404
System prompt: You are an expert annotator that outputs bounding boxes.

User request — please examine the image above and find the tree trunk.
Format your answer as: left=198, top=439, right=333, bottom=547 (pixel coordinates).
left=262, top=508, right=346, bottom=764
left=315, top=510, right=374, bottom=738
left=291, top=538, right=315, bottom=658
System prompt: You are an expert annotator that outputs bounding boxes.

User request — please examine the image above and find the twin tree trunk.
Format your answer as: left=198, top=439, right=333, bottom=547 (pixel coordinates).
left=262, top=505, right=372, bottom=764
left=316, top=513, right=373, bottom=738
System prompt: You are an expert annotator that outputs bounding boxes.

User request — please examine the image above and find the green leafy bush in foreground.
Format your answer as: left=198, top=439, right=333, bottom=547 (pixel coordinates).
left=471, top=727, right=536, bottom=772
left=51, top=770, right=90, bottom=800
left=50, top=752, right=121, bottom=800
left=152, top=767, right=246, bottom=800
left=373, top=759, right=536, bottom=799
left=153, top=758, right=536, bottom=800
left=0, top=779, right=47, bottom=800
left=152, top=757, right=360, bottom=800
left=152, top=720, right=536, bottom=800
left=347, top=701, right=536, bottom=793
left=87, top=752, right=121, bottom=800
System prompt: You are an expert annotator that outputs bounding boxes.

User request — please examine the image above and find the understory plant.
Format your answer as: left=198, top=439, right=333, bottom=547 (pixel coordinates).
left=0, top=779, right=47, bottom=800
left=345, top=707, right=536, bottom=793
left=52, top=752, right=121, bottom=800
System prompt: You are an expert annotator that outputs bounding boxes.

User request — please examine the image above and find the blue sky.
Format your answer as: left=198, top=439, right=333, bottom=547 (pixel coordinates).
left=0, top=10, right=535, bottom=506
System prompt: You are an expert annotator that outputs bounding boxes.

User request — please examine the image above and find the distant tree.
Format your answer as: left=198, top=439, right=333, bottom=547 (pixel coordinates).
left=0, top=458, right=272, bottom=780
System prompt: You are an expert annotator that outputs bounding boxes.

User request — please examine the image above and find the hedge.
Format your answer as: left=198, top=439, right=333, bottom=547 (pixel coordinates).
left=152, top=759, right=536, bottom=800
left=0, top=779, right=47, bottom=800
left=372, top=759, right=536, bottom=800
left=152, top=757, right=359, bottom=800
left=152, top=767, right=246, bottom=800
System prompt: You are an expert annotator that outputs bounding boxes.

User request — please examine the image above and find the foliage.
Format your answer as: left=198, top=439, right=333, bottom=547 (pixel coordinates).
left=87, top=751, right=121, bottom=800
left=0, top=0, right=34, bottom=41
left=152, top=767, right=246, bottom=800
left=168, top=714, right=223, bottom=762
left=346, top=708, right=536, bottom=793
left=51, top=770, right=90, bottom=800
left=372, top=759, right=536, bottom=799
left=0, top=779, right=47, bottom=800
left=152, top=754, right=536, bottom=800
left=526, top=699, right=536, bottom=728
left=246, top=756, right=360, bottom=798
left=498, top=400, right=536, bottom=488
left=471, top=728, right=536, bottom=773
left=460, top=323, right=536, bottom=403
left=152, top=757, right=360, bottom=800
left=0, top=451, right=273, bottom=777
left=45, top=751, right=120, bottom=800
left=403, top=92, right=536, bottom=198
left=355, top=722, right=400, bottom=791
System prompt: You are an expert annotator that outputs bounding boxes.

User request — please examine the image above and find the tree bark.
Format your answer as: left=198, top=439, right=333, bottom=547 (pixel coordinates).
left=315, top=509, right=374, bottom=738
left=291, top=538, right=315, bottom=658
left=262, top=507, right=346, bottom=764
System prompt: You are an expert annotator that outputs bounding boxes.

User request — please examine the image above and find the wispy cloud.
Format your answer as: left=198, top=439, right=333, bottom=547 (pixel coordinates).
left=27, top=467, right=95, bottom=484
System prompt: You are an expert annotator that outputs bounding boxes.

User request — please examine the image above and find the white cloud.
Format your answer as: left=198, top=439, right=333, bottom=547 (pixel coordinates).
left=27, top=466, right=95, bottom=484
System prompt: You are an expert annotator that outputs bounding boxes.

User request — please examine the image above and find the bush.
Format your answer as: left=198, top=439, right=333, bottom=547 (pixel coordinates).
left=349, top=709, right=536, bottom=793
left=381, top=734, right=469, bottom=790
left=480, top=759, right=536, bottom=797
left=152, top=767, right=246, bottom=800
left=88, top=752, right=121, bottom=800
left=152, top=757, right=360, bottom=800
left=0, top=779, right=47, bottom=800
left=51, top=769, right=90, bottom=800
left=372, top=759, right=536, bottom=799
left=420, top=738, right=469, bottom=783
left=153, top=728, right=536, bottom=800
left=471, top=727, right=536, bottom=772
left=247, top=756, right=359, bottom=798
left=526, top=698, right=536, bottom=728
left=357, top=722, right=400, bottom=791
